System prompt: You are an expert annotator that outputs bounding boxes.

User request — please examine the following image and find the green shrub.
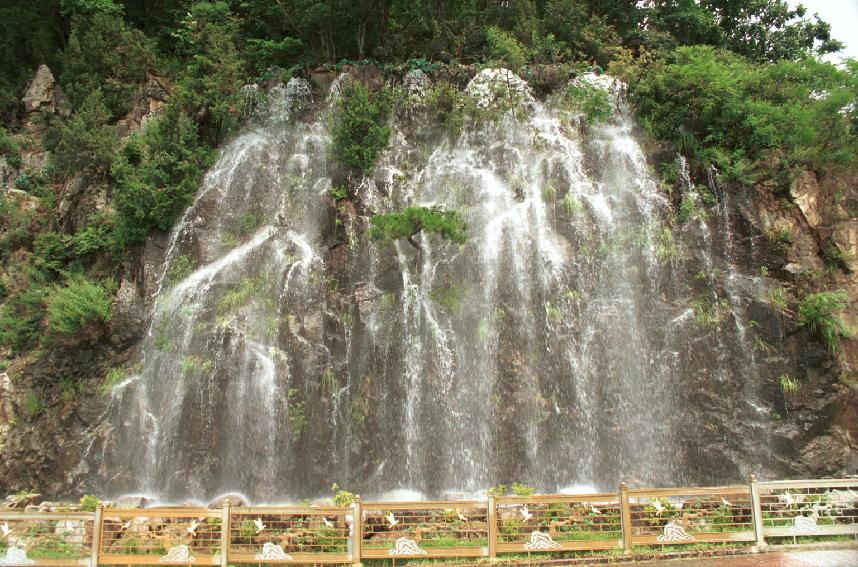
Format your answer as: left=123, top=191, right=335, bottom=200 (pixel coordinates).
left=369, top=206, right=467, bottom=245
left=99, top=367, right=126, bottom=396
left=0, top=285, right=48, bottom=352
left=563, top=81, right=611, bottom=123
left=0, top=126, right=21, bottom=166
left=79, top=494, right=100, bottom=511
left=798, top=290, right=851, bottom=351
left=61, top=9, right=153, bottom=118
left=45, top=276, right=113, bottom=336
left=331, top=484, right=354, bottom=507
left=22, top=391, right=43, bottom=418
left=330, top=81, right=391, bottom=174
left=32, top=232, right=74, bottom=278
left=45, top=89, right=118, bottom=179
left=111, top=114, right=214, bottom=249
left=511, top=483, right=535, bottom=496
left=624, top=46, right=858, bottom=183
left=485, top=26, right=528, bottom=71
left=167, top=254, right=195, bottom=283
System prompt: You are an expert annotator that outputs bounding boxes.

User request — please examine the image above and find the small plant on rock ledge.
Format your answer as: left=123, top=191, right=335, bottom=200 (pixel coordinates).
left=798, top=290, right=851, bottom=352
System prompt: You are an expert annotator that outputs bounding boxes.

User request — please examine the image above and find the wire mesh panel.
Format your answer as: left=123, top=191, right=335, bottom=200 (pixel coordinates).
left=494, top=494, right=622, bottom=553
left=758, top=479, right=858, bottom=538
left=0, top=512, right=94, bottom=566
left=97, top=509, right=221, bottom=565
left=229, top=506, right=352, bottom=564
left=628, top=487, right=755, bottom=545
left=360, top=501, right=488, bottom=559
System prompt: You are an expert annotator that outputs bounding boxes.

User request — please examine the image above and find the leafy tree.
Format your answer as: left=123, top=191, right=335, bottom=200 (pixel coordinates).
left=485, top=26, right=529, bottom=71
left=623, top=46, right=858, bottom=182
left=369, top=206, right=467, bottom=252
left=168, top=1, right=246, bottom=144
left=699, top=0, right=842, bottom=62
left=112, top=112, right=213, bottom=248
left=45, top=89, right=118, bottom=179
left=61, top=2, right=153, bottom=118
left=330, top=81, right=391, bottom=174
left=543, top=0, right=624, bottom=64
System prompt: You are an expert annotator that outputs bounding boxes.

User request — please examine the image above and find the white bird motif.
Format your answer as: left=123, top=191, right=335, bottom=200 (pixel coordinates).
left=323, top=517, right=333, bottom=528
left=254, top=518, right=265, bottom=534
left=720, top=498, right=732, bottom=508
left=590, top=506, right=601, bottom=515
left=456, top=512, right=468, bottom=522
left=1, top=522, right=10, bottom=538
left=520, top=506, right=533, bottom=522
left=186, top=521, right=199, bottom=537
left=652, top=500, right=665, bottom=515
left=386, top=512, right=398, bottom=528
left=780, top=492, right=804, bottom=507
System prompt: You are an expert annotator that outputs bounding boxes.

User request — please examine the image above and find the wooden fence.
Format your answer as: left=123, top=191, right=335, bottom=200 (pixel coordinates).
left=1, top=477, right=856, bottom=566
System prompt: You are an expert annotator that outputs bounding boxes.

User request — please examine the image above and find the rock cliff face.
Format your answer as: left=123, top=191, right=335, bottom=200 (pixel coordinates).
left=0, top=65, right=855, bottom=500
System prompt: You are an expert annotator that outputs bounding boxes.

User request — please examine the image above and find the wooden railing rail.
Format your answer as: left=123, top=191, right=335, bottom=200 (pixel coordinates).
left=1, top=477, right=855, bottom=566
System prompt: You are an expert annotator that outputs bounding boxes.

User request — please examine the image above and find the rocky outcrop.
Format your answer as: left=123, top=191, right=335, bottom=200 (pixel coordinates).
left=22, top=65, right=68, bottom=116
left=0, top=373, right=14, bottom=438
left=115, top=74, right=170, bottom=138
left=110, top=279, right=146, bottom=346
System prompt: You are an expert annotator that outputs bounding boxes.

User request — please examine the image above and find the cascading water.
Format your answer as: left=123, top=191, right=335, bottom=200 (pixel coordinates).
left=98, top=70, right=771, bottom=502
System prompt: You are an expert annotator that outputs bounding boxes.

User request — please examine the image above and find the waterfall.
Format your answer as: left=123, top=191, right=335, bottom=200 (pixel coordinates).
left=99, top=70, right=769, bottom=502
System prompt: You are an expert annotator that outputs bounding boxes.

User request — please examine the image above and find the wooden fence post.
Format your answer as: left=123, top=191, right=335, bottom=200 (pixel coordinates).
left=90, top=504, right=103, bottom=567
left=487, top=494, right=497, bottom=560
left=749, top=474, right=766, bottom=548
left=619, top=483, right=632, bottom=553
left=220, top=501, right=230, bottom=567
left=352, top=495, right=362, bottom=566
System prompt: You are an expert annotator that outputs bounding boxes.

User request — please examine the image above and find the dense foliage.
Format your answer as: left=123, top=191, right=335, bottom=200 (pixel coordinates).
left=620, top=46, right=858, bottom=183
left=0, top=0, right=854, bottom=360
left=369, top=207, right=468, bottom=246
left=330, top=81, right=390, bottom=173
left=0, top=0, right=842, bottom=121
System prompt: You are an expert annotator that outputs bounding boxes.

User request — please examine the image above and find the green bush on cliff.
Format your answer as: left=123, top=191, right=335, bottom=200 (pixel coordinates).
left=330, top=81, right=390, bottom=174
left=112, top=112, right=214, bottom=248
left=369, top=207, right=468, bottom=246
left=45, top=89, right=118, bottom=179
left=623, top=46, right=858, bottom=182
left=486, top=26, right=529, bottom=72
left=563, top=81, right=612, bottom=123
left=798, top=290, right=851, bottom=351
left=45, top=275, right=113, bottom=336
left=61, top=5, right=153, bottom=118
left=0, top=285, right=49, bottom=353
left=0, top=126, right=20, bottom=165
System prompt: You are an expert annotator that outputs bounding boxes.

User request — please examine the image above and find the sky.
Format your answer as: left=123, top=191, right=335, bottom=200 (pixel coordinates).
left=790, top=0, right=858, bottom=62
